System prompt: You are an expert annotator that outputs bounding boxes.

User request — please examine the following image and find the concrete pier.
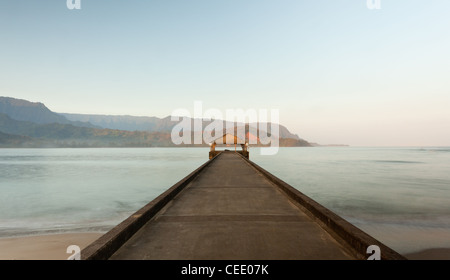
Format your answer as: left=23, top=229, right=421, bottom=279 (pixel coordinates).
left=81, top=151, right=406, bottom=260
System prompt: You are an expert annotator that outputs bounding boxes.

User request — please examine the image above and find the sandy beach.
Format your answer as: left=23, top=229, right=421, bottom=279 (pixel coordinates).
left=404, top=248, right=450, bottom=260
left=0, top=232, right=449, bottom=260
left=0, top=233, right=104, bottom=260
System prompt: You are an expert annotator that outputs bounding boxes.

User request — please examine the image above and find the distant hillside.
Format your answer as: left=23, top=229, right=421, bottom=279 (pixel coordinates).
left=0, top=114, right=178, bottom=147
left=0, top=96, right=312, bottom=148
left=0, top=113, right=174, bottom=147
left=0, top=113, right=311, bottom=148
left=279, top=137, right=311, bottom=147
left=0, top=97, right=97, bottom=128
left=0, top=113, right=96, bottom=140
left=0, top=131, right=35, bottom=147
left=61, top=113, right=165, bottom=132
left=61, top=113, right=303, bottom=141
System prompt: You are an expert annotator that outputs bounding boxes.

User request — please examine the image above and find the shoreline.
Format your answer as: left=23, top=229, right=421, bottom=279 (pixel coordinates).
left=0, top=233, right=449, bottom=260
left=404, top=248, right=450, bottom=260
left=0, top=232, right=104, bottom=260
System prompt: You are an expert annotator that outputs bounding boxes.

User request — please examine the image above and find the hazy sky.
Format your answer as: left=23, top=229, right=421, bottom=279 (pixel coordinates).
left=1, top=0, right=449, bottom=146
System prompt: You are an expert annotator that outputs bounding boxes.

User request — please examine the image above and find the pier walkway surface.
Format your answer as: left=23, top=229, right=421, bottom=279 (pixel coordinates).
left=82, top=151, right=405, bottom=260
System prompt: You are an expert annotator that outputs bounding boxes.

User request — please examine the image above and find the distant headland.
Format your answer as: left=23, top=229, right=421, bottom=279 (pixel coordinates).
left=0, top=96, right=314, bottom=148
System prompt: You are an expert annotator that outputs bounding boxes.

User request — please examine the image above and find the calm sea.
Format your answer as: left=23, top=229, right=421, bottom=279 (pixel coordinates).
left=1, top=147, right=450, bottom=254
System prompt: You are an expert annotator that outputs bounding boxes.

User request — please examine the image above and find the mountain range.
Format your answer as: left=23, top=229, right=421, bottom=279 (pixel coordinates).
left=0, top=96, right=312, bottom=148
left=61, top=113, right=302, bottom=140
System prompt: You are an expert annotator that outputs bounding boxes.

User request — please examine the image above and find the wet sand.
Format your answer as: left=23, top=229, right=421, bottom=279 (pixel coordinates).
left=354, top=223, right=450, bottom=260
left=0, top=233, right=103, bottom=260
left=404, top=248, right=450, bottom=260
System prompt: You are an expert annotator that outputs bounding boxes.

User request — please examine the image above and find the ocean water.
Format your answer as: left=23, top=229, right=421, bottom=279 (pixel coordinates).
left=251, top=147, right=450, bottom=254
left=1, top=147, right=450, bottom=254
left=0, top=148, right=207, bottom=236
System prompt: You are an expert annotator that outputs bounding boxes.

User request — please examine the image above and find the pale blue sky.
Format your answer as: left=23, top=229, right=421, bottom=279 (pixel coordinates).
left=1, top=0, right=449, bottom=146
